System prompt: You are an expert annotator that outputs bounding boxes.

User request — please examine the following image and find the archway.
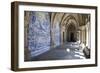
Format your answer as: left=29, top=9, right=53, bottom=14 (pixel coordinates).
left=67, top=24, right=77, bottom=42
left=60, top=14, right=79, bottom=44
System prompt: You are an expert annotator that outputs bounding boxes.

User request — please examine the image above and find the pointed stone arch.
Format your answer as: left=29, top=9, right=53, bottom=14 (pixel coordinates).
left=66, top=23, right=77, bottom=42
left=60, top=14, right=79, bottom=43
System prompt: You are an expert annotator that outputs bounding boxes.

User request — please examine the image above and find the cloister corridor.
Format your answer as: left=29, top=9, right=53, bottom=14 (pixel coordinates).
left=24, top=11, right=90, bottom=61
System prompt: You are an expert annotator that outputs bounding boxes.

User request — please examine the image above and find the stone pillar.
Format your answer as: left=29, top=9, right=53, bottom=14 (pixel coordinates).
left=88, top=22, right=91, bottom=49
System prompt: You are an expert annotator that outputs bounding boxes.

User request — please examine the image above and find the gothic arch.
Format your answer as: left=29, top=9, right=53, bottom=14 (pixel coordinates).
left=60, top=14, right=79, bottom=43
left=66, top=23, right=77, bottom=42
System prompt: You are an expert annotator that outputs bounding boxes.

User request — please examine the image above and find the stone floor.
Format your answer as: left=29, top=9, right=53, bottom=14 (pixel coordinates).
left=30, top=42, right=85, bottom=61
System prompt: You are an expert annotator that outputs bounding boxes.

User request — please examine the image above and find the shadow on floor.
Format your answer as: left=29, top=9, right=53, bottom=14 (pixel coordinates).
left=26, top=42, right=86, bottom=61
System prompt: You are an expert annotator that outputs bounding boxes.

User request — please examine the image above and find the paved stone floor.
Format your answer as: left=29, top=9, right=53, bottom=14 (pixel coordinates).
left=30, top=42, right=85, bottom=61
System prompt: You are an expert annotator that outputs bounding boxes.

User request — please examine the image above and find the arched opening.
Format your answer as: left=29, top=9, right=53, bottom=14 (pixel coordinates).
left=67, top=24, right=77, bottom=42
left=70, top=32, right=74, bottom=41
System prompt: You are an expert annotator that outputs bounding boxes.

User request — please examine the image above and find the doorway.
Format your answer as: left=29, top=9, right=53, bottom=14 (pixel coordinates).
left=70, top=32, right=74, bottom=42
left=67, top=24, right=77, bottom=42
